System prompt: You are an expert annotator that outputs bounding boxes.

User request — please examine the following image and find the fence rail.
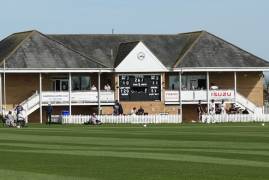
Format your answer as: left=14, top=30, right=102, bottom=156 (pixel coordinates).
left=202, top=114, right=269, bottom=123
left=61, top=114, right=182, bottom=124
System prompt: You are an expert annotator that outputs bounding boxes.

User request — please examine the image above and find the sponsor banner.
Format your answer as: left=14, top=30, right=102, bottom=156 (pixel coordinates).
left=165, top=90, right=234, bottom=102
left=42, top=91, right=114, bottom=103
left=42, top=92, right=69, bottom=103
left=209, top=90, right=234, bottom=100
left=165, top=91, right=179, bottom=102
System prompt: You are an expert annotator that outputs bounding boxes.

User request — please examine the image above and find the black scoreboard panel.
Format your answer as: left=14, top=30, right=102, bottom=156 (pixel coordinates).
left=119, top=75, right=161, bottom=101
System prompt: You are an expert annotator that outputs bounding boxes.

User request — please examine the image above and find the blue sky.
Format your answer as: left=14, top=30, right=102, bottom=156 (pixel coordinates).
left=0, top=0, right=268, bottom=60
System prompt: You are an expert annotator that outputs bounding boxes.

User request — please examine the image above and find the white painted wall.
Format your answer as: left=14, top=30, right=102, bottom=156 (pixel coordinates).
left=115, top=42, right=168, bottom=72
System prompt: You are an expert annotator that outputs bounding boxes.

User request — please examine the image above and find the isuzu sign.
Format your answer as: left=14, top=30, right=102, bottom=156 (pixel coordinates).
left=210, top=90, right=234, bottom=100
left=165, top=90, right=234, bottom=103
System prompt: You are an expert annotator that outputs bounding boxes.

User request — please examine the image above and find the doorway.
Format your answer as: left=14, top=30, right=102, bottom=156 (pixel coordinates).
left=52, top=79, right=69, bottom=91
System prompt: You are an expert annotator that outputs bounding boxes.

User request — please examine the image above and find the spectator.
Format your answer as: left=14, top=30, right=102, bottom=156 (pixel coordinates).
left=242, top=108, right=249, bottom=114
left=15, top=104, right=23, bottom=122
left=104, top=83, right=111, bottom=91
left=130, top=107, right=137, bottom=115
left=137, top=106, right=145, bottom=115
left=46, top=103, right=53, bottom=125
left=209, top=99, right=215, bottom=115
left=197, top=100, right=204, bottom=121
left=113, top=100, right=123, bottom=115
left=5, top=111, right=15, bottom=127
left=220, top=100, right=226, bottom=114
left=90, top=113, right=102, bottom=125
left=91, top=84, right=97, bottom=91
left=210, top=83, right=219, bottom=90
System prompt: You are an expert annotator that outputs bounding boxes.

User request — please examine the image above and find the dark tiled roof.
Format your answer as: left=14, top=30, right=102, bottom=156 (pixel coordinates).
left=175, top=31, right=269, bottom=68
left=0, top=31, right=106, bottom=68
left=0, top=30, right=268, bottom=69
left=0, top=31, right=32, bottom=65
left=48, top=32, right=201, bottom=68
left=114, top=41, right=139, bottom=67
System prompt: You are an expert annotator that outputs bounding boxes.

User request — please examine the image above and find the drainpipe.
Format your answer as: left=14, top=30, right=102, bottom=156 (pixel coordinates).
left=39, top=73, right=42, bottom=124
left=98, top=71, right=101, bottom=115
left=0, top=73, right=2, bottom=115
left=179, top=68, right=182, bottom=122
left=69, top=72, right=72, bottom=117
left=234, top=72, right=237, bottom=104
left=207, top=72, right=210, bottom=114
left=3, top=59, right=6, bottom=115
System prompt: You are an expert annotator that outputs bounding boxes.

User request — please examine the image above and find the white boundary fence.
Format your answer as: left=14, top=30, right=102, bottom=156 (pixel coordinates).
left=202, top=114, right=269, bottom=123
left=61, top=114, right=182, bottom=124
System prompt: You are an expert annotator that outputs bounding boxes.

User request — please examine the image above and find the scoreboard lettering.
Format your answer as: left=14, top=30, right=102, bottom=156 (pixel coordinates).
left=119, top=75, right=161, bottom=101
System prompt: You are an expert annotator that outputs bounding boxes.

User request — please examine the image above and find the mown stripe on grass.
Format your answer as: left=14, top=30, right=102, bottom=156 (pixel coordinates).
left=1, top=133, right=269, bottom=149
left=1, top=148, right=269, bottom=168
left=2, top=141, right=269, bottom=163
left=2, top=142, right=269, bottom=158
left=0, top=169, right=93, bottom=180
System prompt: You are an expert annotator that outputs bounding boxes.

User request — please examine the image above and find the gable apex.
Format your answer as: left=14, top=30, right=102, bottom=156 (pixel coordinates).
left=115, top=41, right=168, bottom=72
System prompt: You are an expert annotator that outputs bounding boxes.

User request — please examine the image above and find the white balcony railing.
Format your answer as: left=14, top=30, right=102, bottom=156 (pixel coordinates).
left=42, top=91, right=115, bottom=104
left=165, top=89, right=235, bottom=103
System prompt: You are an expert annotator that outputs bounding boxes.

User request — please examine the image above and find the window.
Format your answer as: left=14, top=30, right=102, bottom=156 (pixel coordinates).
left=185, top=75, right=206, bottom=90
left=72, top=75, right=91, bottom=91
left=168, top=74, right=206, bottom=90
left=169, top=75, right=179, bottom=90
left=81, top=76, right=90, bottom=90
left=52, top=79, right=69, bottom=91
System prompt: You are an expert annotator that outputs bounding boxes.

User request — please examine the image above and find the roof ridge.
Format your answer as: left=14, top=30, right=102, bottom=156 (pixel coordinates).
left=47, top=30, right=205, bottom=36
left=120, top=41, right=139, bottom=45
left=0, top=30, right=35, bottom=66
left=178, top=30, right=204, bottom=35
left=119, top=41, right=140, bottom=45
left=48, top=33, right=180, bottom=36
left=204, top=31, right=269, bottom=64
left=36, top=31, right=109, bottom=68
left=173, top=31, right=205, bottom=68
left=12, top=30, right=37, bottom=36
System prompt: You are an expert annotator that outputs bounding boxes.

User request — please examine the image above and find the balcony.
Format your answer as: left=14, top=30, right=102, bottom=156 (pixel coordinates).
left=165, top=89, right=235, bottom=104
left=41, top=91, right=115, bottom=105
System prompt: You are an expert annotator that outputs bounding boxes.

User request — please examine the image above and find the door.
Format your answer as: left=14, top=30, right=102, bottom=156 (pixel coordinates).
left=53, top=79, right=69, bottom=91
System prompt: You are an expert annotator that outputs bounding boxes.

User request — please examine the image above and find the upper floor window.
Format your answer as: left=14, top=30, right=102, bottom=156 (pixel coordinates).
left=168, top=74, right=207, bottom=90
left=72, top=75, right=91, bottom=91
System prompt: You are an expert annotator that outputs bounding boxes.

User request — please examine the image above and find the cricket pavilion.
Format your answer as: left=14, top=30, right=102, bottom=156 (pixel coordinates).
left=0, top=30, right=268, bottom=123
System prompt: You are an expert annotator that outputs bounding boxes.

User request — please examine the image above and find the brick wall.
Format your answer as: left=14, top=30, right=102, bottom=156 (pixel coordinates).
left=209, top=72, right=263, bottom=106
left=3, top=72, right=264, bottom=123
left=5, top=74, right=39, bottom=110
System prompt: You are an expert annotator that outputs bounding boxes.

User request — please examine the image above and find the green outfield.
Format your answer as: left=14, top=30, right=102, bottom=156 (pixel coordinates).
left=0, top=123, right=269, bottom=180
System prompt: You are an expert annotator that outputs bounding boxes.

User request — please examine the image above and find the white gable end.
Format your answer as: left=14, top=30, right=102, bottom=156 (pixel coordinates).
left=115, top=42, right=168, bottom=72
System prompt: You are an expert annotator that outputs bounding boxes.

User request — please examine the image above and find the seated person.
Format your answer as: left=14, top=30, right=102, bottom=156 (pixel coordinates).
left=91, top=84, right=97, bottom=91
left=90, top=113, right=102, bottom=125
left=130, top=107, right=137, bottom=115
left=136, top=106, right=145, bottom=115
left=210, top=83, right=219, bottom=90
left=113, top=100, right=123, bottom=115
left=5, top=111, right=16, bottom=127
left=104, top=83, right=111, bottom=91
left=242, top=108, right=249, bottom=114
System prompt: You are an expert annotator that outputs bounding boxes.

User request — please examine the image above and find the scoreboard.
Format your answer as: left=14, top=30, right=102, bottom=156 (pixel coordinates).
left=119, top=74, right=161, bottom=101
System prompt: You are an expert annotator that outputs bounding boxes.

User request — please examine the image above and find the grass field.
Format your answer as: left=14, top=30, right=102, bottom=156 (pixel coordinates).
left=1, top=123, right=269, bottom=180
